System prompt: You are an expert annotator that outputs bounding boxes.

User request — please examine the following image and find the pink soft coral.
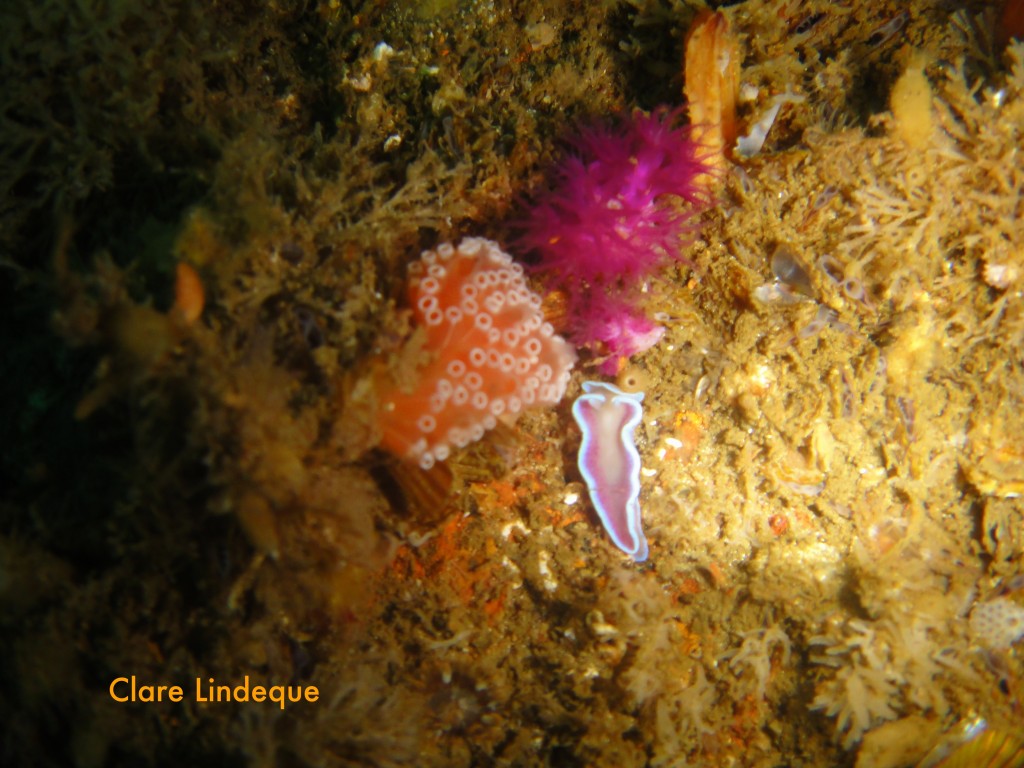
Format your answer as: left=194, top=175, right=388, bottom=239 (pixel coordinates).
left=515, top=106, right=715, bottom=370
left=576, top=303, right=666, bottom=375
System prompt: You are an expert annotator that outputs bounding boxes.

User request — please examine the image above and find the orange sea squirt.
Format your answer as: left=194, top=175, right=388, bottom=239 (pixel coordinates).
left=684, top=9, right=740, bottom=170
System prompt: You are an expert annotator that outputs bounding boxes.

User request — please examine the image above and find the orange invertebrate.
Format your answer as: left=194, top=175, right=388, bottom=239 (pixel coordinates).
left=678, top=576, right=703, bottom=597
left=373, top=238, right=576, bottom=469
left=172, top=262, right=205, bottom=324
left=684, top=10, right=740, bottom=171
left=768, top=513, right=789, bottom=536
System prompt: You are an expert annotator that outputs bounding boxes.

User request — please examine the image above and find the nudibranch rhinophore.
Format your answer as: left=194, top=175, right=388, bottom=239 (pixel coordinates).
left=571, top=381, right=648, bottom=562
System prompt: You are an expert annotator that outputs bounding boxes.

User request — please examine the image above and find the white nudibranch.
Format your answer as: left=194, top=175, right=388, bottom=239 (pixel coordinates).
left=571, top=381, right=648, bottom=562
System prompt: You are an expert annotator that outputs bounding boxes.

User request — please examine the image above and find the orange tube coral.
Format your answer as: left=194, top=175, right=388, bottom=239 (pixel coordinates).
left=172, top=262, right=205, bottom=324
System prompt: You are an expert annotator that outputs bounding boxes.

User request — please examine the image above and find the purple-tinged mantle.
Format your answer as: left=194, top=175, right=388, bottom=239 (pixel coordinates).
left=571, top=381, right=648, bottom=562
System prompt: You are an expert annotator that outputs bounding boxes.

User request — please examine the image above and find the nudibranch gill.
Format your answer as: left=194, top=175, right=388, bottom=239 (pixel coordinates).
left=571, top=381, right=648, bottom=562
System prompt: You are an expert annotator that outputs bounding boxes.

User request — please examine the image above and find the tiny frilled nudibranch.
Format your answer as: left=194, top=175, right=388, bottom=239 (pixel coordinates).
left=571, top=381, right=648, bottom=562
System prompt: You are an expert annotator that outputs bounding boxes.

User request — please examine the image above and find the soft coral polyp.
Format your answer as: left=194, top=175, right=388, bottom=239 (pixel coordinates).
left=521, top=107, right=713, bottom=287
left=516, top=107, right=714, bottom=370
